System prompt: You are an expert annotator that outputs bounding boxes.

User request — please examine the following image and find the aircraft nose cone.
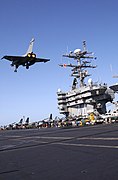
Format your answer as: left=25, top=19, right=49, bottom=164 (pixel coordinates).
left=1, top=56, right=7, bottom=59
left=1, top=56, right=5, bottom=59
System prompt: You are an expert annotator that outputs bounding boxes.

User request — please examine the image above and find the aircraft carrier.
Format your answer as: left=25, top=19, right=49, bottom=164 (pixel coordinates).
left=57, top=41, right=115, bottom=118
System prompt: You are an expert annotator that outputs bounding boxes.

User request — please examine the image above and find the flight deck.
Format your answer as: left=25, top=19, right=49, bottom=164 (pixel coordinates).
left=0, top=124, right=118, bottom=180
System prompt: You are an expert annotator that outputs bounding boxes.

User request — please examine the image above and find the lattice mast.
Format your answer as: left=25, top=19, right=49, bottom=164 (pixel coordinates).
left=59, top=41, right=97, bottom=88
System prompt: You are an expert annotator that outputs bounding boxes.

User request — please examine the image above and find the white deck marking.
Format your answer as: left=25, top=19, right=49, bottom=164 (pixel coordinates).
left=2, top=135, right=118, bottom=150
left=77, top=137, right=118, bottom=140
left=10, top=136, right=73, bottom=140
left=37, top=136, right=73, bottom=140
left=56, top=142, right=118, bottom=149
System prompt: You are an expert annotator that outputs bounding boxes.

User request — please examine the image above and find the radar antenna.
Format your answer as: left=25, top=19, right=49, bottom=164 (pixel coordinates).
left=59, top=41, right=97, bottom=88
left=83, top=40, right=86, bottom=51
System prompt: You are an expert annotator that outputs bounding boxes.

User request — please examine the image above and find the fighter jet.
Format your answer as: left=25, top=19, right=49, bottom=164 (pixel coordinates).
left=1, top=38, right=50, bottom=72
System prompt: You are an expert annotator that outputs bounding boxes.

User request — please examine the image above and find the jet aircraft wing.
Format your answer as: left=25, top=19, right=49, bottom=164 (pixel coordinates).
left=2, top=55, right=25, bottom=61
left=34, top=57, right=50, bottom=63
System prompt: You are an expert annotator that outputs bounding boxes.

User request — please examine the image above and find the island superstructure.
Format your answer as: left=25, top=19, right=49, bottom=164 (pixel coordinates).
left=57, top=41, right=114, bottom=118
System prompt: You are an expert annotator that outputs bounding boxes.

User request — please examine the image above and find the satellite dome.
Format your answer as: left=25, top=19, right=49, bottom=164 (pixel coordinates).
left=57, top=88, right=61, bottom=93
left=74, top=49, right=81, bottom=54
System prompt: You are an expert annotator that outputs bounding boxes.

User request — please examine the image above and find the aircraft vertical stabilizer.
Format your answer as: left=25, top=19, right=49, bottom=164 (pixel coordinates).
left=24, top=38, right=35, bottom=56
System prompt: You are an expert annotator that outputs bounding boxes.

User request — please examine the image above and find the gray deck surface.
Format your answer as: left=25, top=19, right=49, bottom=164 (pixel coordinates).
left=0, top=124, right=118, bottom=180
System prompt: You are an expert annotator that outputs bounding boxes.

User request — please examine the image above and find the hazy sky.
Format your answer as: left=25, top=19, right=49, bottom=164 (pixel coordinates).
left=0, top=0, right=118, bottom=125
